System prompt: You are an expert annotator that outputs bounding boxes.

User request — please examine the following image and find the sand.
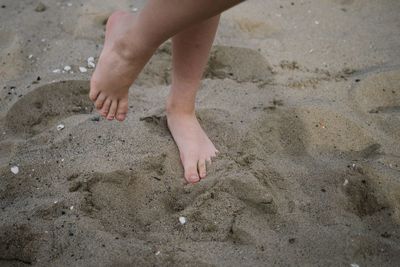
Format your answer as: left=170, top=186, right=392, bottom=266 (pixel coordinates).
left=1, top=0, right=400, bottom=266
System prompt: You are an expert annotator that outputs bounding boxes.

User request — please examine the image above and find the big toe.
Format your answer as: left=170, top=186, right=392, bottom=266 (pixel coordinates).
left=184, top=161, right=200, bottom=183
left=89, top=80, right=100, bottom=101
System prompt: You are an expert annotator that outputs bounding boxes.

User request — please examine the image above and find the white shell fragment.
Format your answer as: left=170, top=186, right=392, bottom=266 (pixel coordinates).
left=79, top=66, right=88, bottom=73
left=57, top=124, right=65, bottom=131
left=350, top=264, right=359, bottom=267
left=88, top=61, right=95, bottom=68
left=87, top=57, right=96, bottom=68
left=155, top=251, right=160, bottom=256
left=343, top=179, right=349, bottom=186
left=179, top=216, right=187, bottom=225
left=11, top=166, right=19, bottom=174
left=70, top=206, right=74, bottom=210
left=64, top=65, right=71, bottom=71
left=132, top=7, right=138, bottom=12
left=52, top=69, right=61, bottom=73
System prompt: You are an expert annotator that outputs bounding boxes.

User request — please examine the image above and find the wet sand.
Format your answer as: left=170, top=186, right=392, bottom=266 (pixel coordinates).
left=1, top=0, right=400, bottom=266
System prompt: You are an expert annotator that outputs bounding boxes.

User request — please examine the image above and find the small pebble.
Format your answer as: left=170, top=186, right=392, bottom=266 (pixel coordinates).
left=343, top=179, right=349, bottom=186
left=155, top=251, right=160, bottom=256
left=132, top=7, right=138, bottom=12
left=64, top=66, right=71, bottom=71
left=35, top=2, right=47, bottom=12
left=70, top=206, right=74, bottom=210
left=350, top=264, right=359, bottom=267
left=179, top=216, right=187, bottom=225
left=91, top=116, right=100, bottom=122
left=57, top=124, right=65, bottom=131
left=79, top=67, right=88, bottom=73
left=52, top=69, right=61, bottom=73
left=11, top=166, right=19, bottom=174
left=28, top=54, right=33, bottom=59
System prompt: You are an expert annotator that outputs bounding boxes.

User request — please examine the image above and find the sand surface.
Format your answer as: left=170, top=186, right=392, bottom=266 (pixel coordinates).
left=1, top=0, right=400, bottom=266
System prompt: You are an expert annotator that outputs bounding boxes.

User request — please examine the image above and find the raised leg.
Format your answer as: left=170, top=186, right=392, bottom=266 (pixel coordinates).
left=167, top=16, right=220, bottom=183
left=89, top=0, right=242, bottom=121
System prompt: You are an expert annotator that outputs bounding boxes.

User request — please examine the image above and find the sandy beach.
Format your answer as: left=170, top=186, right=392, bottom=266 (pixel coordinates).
left=1, top=0, right=400, bottom=266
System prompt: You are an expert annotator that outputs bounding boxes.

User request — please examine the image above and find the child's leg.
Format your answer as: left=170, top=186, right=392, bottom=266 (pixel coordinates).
left=167, top=16, right=220, bottom=183
left=90, top=0, right=242, bottom=121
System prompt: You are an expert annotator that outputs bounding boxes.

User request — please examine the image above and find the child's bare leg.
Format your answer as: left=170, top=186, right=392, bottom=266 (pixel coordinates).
left=167, top=16, right=220, bottom=183
left=89, top=0, right=242, bottom=121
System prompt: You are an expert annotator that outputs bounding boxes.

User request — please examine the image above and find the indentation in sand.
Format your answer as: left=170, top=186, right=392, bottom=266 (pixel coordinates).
left=205, top=45, right=273, bottom=82
left=5, top=80, right=93, bottom=136
left=138, top=45, right=273, bottom=86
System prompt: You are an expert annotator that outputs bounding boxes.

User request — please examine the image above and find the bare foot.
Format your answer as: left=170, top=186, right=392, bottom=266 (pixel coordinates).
left=89, top=11, right=155, bottom=121
left=166, top=108, right=218, bottom=183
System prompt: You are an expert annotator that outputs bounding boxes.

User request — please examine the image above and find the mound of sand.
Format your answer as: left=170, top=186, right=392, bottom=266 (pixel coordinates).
left=0, top=0, right=399, bottom=266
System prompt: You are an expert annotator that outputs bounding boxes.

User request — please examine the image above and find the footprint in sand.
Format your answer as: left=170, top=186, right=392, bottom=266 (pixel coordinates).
left=5, top=80, right=93, bottom=137
left=205, top=45, right=273, bottom=82
left=137, top=44, right=274, bottom=86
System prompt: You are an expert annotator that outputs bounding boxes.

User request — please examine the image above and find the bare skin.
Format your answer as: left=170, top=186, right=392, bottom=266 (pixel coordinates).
left=167, top=16, right=220, bottom=183
left=90, top=11, right=155, bottom=121
left=89, top=0, right=242, bottom=182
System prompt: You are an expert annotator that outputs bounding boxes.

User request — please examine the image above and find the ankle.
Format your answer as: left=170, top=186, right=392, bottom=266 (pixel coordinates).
left=166, top=98, right=195, bottom=116
left=111, top=35, right=152, bottom=63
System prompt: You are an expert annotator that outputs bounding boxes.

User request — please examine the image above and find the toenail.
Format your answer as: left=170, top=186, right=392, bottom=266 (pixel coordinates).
left=189, top=175, right=199, bottom=182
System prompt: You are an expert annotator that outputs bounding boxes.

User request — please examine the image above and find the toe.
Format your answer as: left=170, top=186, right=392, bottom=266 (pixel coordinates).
left=198, top=159, right=206, bottom=179
left=116, top=98, right=128, bottom=121
left=100, top=98, right=112, bottom=117
left=184, top=161, right=200, bottom=183
left=212, top=149, right=219, bottom=158
left=107, top=100, right=118, bottom=120
left=89, top=85, right=100, bottom=101
left=95, top=93, right=107, bottom=109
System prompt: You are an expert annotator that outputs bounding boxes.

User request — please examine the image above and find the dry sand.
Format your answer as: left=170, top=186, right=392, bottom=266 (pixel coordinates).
left=1, top=0, right=400, bottom=266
